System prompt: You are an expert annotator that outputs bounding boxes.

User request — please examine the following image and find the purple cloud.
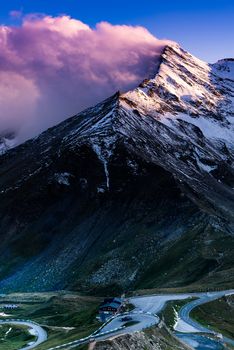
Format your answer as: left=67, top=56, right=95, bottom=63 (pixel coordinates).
left=0, top=15, right=173, bottom=142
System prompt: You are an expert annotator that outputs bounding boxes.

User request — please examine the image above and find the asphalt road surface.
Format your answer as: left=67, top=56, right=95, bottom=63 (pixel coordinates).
left=0, top=319, right=47, bottom=350
left=176, top=291, right=234, bottom=347
left=97, top=312, right=159, bottom=334
left=2, top=289, right=234, bottom=350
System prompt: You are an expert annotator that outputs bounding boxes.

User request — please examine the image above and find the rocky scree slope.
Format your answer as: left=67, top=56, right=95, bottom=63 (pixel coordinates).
left=0, top=45, right=233, bottom=293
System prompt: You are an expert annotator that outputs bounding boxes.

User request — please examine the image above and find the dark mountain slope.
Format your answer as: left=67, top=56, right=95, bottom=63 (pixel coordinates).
left=0, top=45, right=233, bottom=293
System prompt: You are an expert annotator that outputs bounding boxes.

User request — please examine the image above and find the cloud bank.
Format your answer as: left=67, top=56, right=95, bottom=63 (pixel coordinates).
left=0, top=14, right=172, bottom=142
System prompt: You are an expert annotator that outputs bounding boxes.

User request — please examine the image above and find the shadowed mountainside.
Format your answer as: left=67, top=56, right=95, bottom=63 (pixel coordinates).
left=0, top=45, right=233, bottom=293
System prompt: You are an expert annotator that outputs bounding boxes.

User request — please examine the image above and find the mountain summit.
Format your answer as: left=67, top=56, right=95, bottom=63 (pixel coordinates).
left=0, top=45, right=233, bottom=293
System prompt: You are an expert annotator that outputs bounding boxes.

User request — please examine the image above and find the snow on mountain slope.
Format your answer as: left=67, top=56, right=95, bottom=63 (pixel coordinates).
left=110, top=45, right=234, bottom=219
left=0, top=44, right=233, bottom=220
left=121, top=45, right=234, bottom=147
left=213, top=58, right=234, bottom=81
left=56, top=44, right=233, bottom=220
left=0, top=131, right=17, bottom=155
left=0, top=44, right=233, bottom=293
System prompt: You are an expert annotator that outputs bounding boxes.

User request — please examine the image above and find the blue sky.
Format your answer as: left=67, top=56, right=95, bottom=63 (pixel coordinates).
left=1, top=0, right=234, bottom=62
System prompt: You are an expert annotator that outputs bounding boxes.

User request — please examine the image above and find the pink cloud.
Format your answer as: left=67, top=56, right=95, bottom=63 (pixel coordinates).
left=0, top=15, right=173, bottom=142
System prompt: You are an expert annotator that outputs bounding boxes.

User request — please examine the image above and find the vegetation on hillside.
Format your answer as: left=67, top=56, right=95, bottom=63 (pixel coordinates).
left=0, top=324, right=35, bottom=350
left=0, top=292, right=101, bottom=350
left=191, top=295, right=234, bottom=340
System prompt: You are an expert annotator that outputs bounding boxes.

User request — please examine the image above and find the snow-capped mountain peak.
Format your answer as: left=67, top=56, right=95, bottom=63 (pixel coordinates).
left=121, top=45, right=233, bottom=137
left=68, top=44, right=234, bottom=219
left=0, top=44, right=233, bottom=220
left=0, top=44, right=233, bottom=293
left=117, top=45, right=234, bottom=163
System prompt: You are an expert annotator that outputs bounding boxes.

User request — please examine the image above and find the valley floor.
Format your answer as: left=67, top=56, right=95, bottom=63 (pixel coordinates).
left=0, top=289, right=233, bottom=350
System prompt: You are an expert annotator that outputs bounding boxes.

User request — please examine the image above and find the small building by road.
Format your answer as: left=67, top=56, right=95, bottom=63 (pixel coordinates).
left=99, top=298, right=123, bottom=322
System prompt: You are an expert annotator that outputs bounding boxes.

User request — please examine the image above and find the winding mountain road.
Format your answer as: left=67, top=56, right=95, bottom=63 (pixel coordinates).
left=1, top=289, right=233, bottom=350
left=175, top=292, right=224, bottom=333
left=95, top=312, right=159, bottom=334
left=175, top=291, right=234, bottom=347
left=0, top=319, right=47, bottom=350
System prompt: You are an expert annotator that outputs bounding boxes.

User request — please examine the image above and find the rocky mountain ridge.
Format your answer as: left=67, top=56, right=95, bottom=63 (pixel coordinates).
left=0, top=44, right=233, bottom=293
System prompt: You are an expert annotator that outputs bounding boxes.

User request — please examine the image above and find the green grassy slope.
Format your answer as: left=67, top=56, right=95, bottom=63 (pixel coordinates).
left=0, top=292, right=101, bottom=350
left=191, top=295, right=234, bottom=340
left=0, top=324, right=35, bottom=350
